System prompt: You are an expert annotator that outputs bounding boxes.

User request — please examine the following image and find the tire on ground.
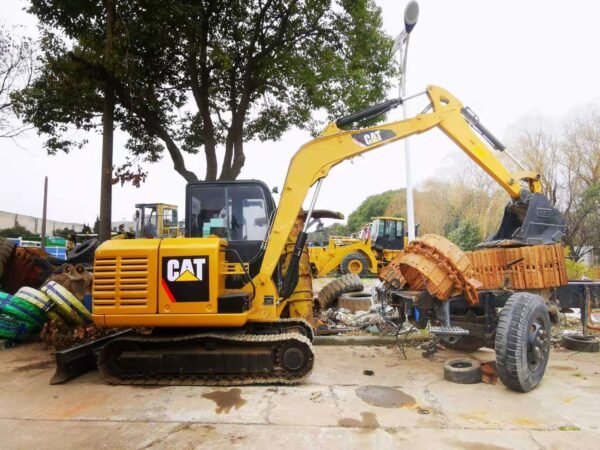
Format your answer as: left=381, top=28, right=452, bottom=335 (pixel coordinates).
left=0, top=238, right=16, bottom=281
left=444, top=336, right=486, bottom=352
left=337, top=291, right=373, bottom=312
left=495, top=292, right=551, bottom=393
left=317, top=274, right=363, bottom=310
left=67, top=238, right=99, bottom=264
left=443, top=358, right=482, bottom=384
left=340, top=252, right=371, bottom=277
left=560, top=333, right=599, bottom=352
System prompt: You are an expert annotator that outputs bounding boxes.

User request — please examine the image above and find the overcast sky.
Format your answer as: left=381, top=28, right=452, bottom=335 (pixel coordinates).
left=1, top=0, right=599, bottom=227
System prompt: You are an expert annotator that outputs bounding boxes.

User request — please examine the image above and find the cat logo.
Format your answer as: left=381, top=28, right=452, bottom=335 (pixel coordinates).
left=166, top=258, right=206, bottom=282
left=161, top=256, right=210, bottom=302
left=352, top=129, right=396, bottom=147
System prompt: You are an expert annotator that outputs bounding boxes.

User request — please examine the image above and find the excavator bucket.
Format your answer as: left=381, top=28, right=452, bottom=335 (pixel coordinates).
left=482, top=191, right=565, bottom=247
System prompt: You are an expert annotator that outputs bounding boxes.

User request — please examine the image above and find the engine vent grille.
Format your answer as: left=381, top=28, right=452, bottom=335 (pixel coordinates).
left=93, top=256, right=150, bottom=309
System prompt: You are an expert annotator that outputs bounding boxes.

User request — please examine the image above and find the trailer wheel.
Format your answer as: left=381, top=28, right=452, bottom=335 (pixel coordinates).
left=340, top=252, right=370, bottom=277
left=317, top=274, right=363, bottom=309
left=560, top=334, right=599, bottom=353
left=495, top=292, right=551, bottom=392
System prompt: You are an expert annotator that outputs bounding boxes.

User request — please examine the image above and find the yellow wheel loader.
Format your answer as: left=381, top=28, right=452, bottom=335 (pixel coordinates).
left=78, top=85, right=570, bottom=390
left=134, top=203, right=181, bottom=238
left=308, top=216, right=408, bottom=277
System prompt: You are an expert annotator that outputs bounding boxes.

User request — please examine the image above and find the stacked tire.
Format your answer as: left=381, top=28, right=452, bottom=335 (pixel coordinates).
left=0, top=282, right=92, bottom=343
left=0, top=291, right=47, bottom=341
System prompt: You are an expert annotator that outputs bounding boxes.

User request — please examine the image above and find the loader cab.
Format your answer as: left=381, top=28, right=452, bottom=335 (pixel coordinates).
left=370, top=217, right=406, bottom=251
left=185, top=180, right=276, bottom=275
left=135, top=203, right=179, bottom=238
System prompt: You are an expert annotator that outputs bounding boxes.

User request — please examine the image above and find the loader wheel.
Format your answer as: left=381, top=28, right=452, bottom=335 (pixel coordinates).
left=495, top=292, right=551, bottom=392
left=0, top=238, right=16, bottom=281
left=340, top=252, right=370, bottom=277
left=317, top=274, right=363, bottom=310
left=67, top=238, right=98, bottom=264
left=560, top=333, right=599, bottom=353
left=338, top=291, right=372, bottom=312
left=444, top=336, right=486, bottom=352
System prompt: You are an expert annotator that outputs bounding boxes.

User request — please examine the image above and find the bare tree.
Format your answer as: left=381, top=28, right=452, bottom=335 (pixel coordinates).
left=0, top=25, right=35, bottom=139
left=510, top=110, right=600, bottom=261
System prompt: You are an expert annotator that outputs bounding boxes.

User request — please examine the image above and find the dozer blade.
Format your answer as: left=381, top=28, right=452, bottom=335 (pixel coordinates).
left=482, top=191, right=565, bottom=248
left=50, top=329, right=133, bottom=385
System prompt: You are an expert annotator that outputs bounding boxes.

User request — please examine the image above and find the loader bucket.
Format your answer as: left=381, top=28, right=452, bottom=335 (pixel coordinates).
left=481, top=191, right=565, bottom=247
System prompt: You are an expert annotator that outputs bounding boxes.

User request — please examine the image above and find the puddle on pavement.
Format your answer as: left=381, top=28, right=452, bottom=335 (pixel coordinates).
left=355, top=385, right=416, bottom=408
left=338, top=412, right=379, bottom=429
left=202, top=388, right=247, bottom=414
left=12, top=359, right=54, bottom=372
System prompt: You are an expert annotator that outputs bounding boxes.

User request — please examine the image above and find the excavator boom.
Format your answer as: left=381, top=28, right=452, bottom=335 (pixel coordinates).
left=261, top=85, right=565, bottom=288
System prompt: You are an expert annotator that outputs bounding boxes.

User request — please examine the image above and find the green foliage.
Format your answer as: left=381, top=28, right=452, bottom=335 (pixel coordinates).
left=447, top=220, right=482, bottom=251
left=93, top=216, right=100, bottom=234
left=346, top=190, right=399, bottom=232
left=0, top=224, right=37, bottom=238
left=308, top=222, right=347, bottom=245
left=565, top=258, right=597, bottom=280
left=81, top=223, right=92, bottom=234
left=52, top=227, right=75, bottom=238
left=16, top=0, right=397, bottom=182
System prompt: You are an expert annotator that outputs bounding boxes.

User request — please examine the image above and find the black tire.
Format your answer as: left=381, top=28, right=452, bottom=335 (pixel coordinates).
left=444, top=336, right=486, bottom=352
left=340, top=252, right=371, bottom=277
left=443, top=358, right=482, bottom=384
left=560, top=334, right=600, bottom=353
left=67, top=238, right=99, bottom=264
left=0, top=238, right=16, bottom=280
left=338, top=291, right=373, bottom=312
left=495, top=292, right=551, bottom=392
left=317, top=274, right=363, bottom=310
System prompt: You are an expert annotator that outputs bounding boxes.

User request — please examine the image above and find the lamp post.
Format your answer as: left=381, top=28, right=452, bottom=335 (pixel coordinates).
left=391, top=1, right=419, bottom=242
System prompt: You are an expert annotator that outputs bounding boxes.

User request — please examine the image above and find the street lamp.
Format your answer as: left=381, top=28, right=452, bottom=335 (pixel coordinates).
left=392, top=1, right=419, bottom=242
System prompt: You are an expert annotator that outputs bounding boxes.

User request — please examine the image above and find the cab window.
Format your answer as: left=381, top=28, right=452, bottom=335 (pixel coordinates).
left=386, top=220, right=396, bottom=240
left=189, top=185, right=269, bottom=241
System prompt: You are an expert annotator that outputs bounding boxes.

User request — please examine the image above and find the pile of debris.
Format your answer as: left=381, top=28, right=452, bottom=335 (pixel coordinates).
left=0, top=236, right=100, bottom=347
left=314, top=274, right=399, bottom=335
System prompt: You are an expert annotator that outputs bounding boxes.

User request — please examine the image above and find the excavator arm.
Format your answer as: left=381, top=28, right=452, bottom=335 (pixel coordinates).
left=258, top=85, right=564, bottom=294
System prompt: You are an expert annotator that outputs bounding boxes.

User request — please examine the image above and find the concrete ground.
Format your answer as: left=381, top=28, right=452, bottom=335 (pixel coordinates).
left=0, top=343, right=598, bottom=450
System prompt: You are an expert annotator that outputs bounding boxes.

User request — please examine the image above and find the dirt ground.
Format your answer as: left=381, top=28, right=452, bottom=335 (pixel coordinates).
left=0, top=342, right=598, bottom=449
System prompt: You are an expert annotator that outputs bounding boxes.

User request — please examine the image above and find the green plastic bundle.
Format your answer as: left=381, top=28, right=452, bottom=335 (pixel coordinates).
left=0, top=314, right=35, bottom=341
left=0, top=292, right=47, bottom=330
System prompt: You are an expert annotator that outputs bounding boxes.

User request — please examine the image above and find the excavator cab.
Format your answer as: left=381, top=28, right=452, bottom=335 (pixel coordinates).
left=185, top=180, right=276, bottom=277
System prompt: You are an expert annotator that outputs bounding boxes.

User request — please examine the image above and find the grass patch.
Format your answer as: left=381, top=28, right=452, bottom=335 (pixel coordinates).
left=559, top=425, right=580, bottom=431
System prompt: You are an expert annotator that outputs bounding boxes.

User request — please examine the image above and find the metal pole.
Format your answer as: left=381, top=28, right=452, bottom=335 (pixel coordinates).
left=41, top=176, right=48, bottom=251
left=401, top=34, right=416, bottom=242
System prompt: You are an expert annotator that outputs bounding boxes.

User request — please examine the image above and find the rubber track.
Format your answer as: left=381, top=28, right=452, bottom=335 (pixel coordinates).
left=98, top=331, right=314, bottom=386
left=262, top=317, right=315, bottom=342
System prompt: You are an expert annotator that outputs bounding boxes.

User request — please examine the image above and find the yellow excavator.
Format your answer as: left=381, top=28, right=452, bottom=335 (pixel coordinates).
left=90, top=86, right=565, bottom=389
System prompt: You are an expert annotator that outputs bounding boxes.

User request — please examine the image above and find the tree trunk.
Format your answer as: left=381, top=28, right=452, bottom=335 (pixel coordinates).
left=99, top=0, right=115, bottom=243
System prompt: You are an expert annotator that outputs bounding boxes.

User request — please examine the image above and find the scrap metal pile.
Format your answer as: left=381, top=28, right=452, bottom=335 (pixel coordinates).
left=379, top=234, right=568, bottom=300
